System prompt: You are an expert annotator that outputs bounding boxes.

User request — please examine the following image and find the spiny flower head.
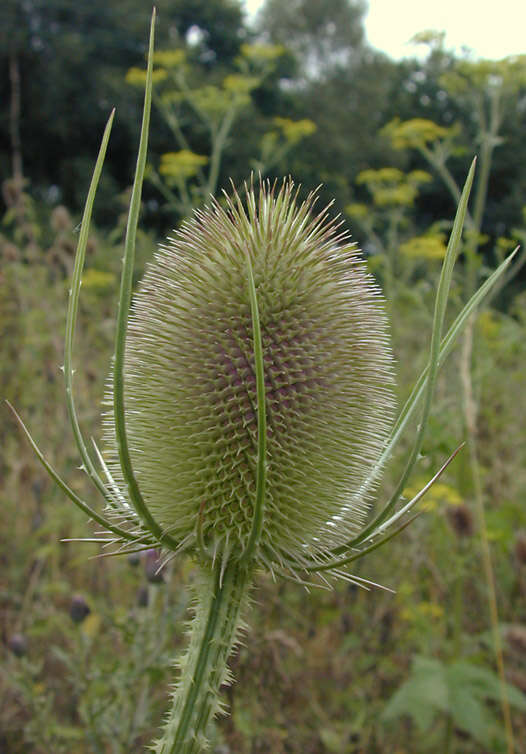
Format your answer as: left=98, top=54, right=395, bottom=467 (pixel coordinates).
left=105, top=179, right=395, bottom=571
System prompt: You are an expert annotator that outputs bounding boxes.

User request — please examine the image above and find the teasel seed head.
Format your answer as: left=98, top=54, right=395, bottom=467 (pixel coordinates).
left=8, top=633, right=28, bottom=658
left=446, top=503, right=474, bottom=539
left=505, top=624, right=526, bottom=654
left=514, top=531, right=526, bottom=566
left=105, top=179, right=395, bottom=572
left=70, top=594, right=91, bottom=624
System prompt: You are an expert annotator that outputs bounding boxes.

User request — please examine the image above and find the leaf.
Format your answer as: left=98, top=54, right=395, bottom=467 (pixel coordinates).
left=448, top=661, right=526, bottom=711
left=233, top=703, right=257, bottom=737
left=319, top=727, right=349, bottom=752
left=383, top=656, right=526, bottom=747
left=448, top=682, right=497, bottom=745
left=52, top=724, right=85, bottom=741
left=382, top=656, right=448, bottom=732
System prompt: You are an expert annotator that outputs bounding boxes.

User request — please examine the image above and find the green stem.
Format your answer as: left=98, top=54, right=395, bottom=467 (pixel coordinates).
left=455, top=88, right=514, bottom=753
left=419, top=144, right=473, bottom=228
left=444, top=544, right=465, bottom=754
left=465, top=91, right=500, bottom=297
left=156, top=562, right=251, bottom=754
left=207, top=105, right=237, bottom=197
left=452, top=550, right=464, bottom=658
left=460, top=321, right=515, bottom=754
left=444, top=715, right=455, bottom=754
left=472, top=89, right=500, bottom=238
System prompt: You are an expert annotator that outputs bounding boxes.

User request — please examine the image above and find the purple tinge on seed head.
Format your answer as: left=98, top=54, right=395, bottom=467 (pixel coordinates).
left=104, top=179, right=395, bottom=569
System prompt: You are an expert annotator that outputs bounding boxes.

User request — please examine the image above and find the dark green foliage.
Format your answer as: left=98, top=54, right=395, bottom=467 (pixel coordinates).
left=0, top=0, right=247, bottom=214
left=2, top=0, right=526, bottom=247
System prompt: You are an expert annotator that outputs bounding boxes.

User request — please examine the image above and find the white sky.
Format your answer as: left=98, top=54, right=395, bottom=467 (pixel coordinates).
left=242, top=0, right=526, bottom=61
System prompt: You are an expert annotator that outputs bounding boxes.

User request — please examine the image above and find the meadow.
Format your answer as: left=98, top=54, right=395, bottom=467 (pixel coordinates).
left=1, top=2, right=526, bottom=752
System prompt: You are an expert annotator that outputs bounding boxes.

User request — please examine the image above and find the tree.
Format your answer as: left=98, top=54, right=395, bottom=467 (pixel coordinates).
left=255, top=0, right=397, bottom=210
left=257, top=0, right=367, bottom=79
left=380, top=35, right=526, bottom=251
left=0, top=0, right=248, bottom=214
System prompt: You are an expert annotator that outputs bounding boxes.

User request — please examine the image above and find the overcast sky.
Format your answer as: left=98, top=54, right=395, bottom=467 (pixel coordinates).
left=243, top=0, right=526, bottom=61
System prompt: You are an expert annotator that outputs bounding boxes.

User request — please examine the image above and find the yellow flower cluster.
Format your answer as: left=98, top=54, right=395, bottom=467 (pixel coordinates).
left=400, top=235, right=447, bottom=261
left=272, top=117, right=317, bottom=145
left=159, top=150, right=208, bottom=180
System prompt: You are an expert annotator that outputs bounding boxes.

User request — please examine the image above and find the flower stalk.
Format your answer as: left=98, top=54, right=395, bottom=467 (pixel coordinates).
left=155, top=562, right=251, bottom=753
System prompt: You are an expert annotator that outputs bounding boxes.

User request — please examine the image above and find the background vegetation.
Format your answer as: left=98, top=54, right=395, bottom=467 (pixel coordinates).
left=1, top=1, right=526, bottom=752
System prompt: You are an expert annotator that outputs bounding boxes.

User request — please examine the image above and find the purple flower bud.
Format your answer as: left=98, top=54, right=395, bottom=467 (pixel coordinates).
left=8, top=633, right=27, bottom=658
left=137, top=585, right=149, bottom=607
left=70, top=594, right=91, bottom=623
left=127, top=551, right=141, bottom=567
left=145, top=549, right=164, bottom=584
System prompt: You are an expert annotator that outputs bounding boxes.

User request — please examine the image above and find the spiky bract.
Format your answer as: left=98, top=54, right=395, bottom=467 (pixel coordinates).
left=105, top=179, right=395, bottom=570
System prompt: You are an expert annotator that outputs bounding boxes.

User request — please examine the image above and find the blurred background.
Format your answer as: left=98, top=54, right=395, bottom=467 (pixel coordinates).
left=1, top=1, right=526, bottom=752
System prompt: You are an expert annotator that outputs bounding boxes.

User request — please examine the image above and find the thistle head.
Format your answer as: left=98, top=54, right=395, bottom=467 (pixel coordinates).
left=105, top=179, right=395, bottom=573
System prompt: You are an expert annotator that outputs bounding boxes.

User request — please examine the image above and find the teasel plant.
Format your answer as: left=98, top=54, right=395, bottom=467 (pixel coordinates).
left=8, top=11, right=519, bottom=754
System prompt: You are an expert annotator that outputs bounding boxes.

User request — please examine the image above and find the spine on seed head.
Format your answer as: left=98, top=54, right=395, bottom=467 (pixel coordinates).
left=104, top=178, right=395, bottom=574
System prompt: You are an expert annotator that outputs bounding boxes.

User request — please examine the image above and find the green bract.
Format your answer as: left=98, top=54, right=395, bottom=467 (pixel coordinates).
left=104, top=181, right=395, bottom=570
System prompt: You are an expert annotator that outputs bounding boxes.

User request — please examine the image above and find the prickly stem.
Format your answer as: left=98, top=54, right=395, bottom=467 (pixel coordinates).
left=154, top=562, right=252, bottom=754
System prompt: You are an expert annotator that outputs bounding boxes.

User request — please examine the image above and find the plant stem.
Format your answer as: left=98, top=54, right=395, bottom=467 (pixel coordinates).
left=444, top=716, right=455, bottom=754
left=156, top=561, right=251, bottom=754
left=8, top=49, right=23, bottom=185
left=417, top=86, right=514, bottom=752
left=457, top=90, right=514, bottom=749
left=460, top=320, right=515, bottom=754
